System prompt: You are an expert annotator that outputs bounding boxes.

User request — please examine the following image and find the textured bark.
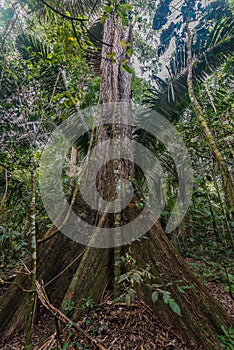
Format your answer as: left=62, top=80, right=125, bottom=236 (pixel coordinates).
left=62, top=246, right=113, bottom=320
left=0, top=233, right=84, bottom=336
left=1, top=8, right=233, bottom=350
left=131, top=214, right=234, bottom=349
left=99, top=7, right=133, bottom=296
left=62, top=7, right=133, bottom=306
left=99, top=10, right=132, bottom=104
left=187, top=28, right=234, bottom=219
left=24, top=141, right=37, bottom=350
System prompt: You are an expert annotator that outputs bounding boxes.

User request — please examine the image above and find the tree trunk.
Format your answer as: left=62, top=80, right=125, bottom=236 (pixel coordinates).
left=62, top=3, right=133, bottom=307
left=130, top=213, right=233, bottom=349
left=0, top=7, right=233, bottom=350
left=24, top=140, right=37, bottom=350
left=0, top=232, right=84, bottom=336
left=60, top=11, right=233, bottom=349
left=187, top=28, right=234, bottom=219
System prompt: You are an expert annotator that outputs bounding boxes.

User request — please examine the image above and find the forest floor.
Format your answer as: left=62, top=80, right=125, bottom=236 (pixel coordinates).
left=0, top=256, right=233, bottom=350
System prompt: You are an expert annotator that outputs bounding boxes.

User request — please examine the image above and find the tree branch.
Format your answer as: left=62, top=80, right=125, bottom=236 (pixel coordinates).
left=36, top=280, right=108, bottom=350
left=38, top=0, right=87, bottom=22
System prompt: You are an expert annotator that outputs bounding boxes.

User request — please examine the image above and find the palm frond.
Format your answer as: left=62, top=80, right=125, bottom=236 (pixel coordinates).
left=16, top=33, right=49, bottom=60
left=38, top=0, right=106, bottom=20
left=145, top=16, right=234, bottom=121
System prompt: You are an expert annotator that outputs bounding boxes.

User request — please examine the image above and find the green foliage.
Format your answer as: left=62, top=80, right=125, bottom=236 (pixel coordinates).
left=131, top=75, right=150, bottom=104
left=227, top=274, right=234, bottom=295
left=114, top=253, right=181, bottom=315
left=62, top=299, right=75, bottom=312
left=146, top=15, right=234, bottom=122
left=0, top=227, right=28, bottom=268
left=219, top=326, right=234, bottom=349
left=149, top=283, right=181, bottom=316
left=100, top=5, right=114, bottom=24
left=62, top=342, right=71, bottom=350
left=0, top=0, right=102, bottom=276
left=0, top=4, right=233, bottom=345
left=100, top=3, right=133, bottom=26
left=116, top=3, right=133, bottom=26
left=80, top=296, right=94, bottom=310
left=62, top=296, right=94, bottom=313
left=121, top=63, right=134, bottom=74
left=187, top=258, right=234, bottom=296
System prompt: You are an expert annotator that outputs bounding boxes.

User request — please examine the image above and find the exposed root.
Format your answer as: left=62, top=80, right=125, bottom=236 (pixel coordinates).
left=35, top=280, right=108, bottom=350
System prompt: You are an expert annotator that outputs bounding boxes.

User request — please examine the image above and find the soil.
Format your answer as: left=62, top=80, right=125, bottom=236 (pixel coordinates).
left=0, top=274, right=233, bottom=350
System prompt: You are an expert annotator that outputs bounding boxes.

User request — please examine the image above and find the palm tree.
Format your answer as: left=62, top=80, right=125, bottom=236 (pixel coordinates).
left=146, top=13, right=234, bottom=218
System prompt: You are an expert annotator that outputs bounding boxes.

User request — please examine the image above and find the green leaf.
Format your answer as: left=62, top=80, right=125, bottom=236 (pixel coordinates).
left=131, top=273, right=142, bottom=284
left=62, top=342, right=70, bottom=350
left=221, top=325, right=230, bottom=337
left=122, top=64, right=134, bottom=74
left=120, top=39, right=126, bottom=48
left=112, top=297, right=120, bottom=304
left=177, top=285, right=194, bottom=293
left=152, top=291, right=159, bottom=303
left=107, top=52, right=116, bottom=63
left=128, top=288, right=136, bottom=299
left=162, top=291, right=170, bottom=304
left=151, top=284, right=162, bottom=288
left=168, top=298, right=181, bottom=316
left=104, top=5, right=113, bottom=14
left=118, top=273, right=128, bottom=283
left=126, top=48, right=133, bottom=57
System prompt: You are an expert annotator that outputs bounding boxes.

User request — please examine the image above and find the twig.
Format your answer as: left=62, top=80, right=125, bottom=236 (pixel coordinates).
left=55, top=317, right=63, bottom=350
left=47, top=70, right=61, bottom=109
left=45, top=250, right=85, bottom=287
left=0, top=278, right=33, bottom=293
left=36, top=333, right=56, bottom=350
left=37, top=225, right=59, bottom=244
left=35, top=280, right=108, bottom=350
left=21, top=260, right=31, bottom=275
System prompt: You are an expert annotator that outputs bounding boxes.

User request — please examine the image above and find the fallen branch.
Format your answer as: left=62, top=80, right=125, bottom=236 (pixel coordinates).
left=36, top=332, right=56, bottom=350
left=35, top=280, right=108, bottom=350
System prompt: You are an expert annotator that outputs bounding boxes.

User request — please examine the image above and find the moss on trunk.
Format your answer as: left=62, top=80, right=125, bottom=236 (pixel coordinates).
left=62, top=246, right=113, bottom=320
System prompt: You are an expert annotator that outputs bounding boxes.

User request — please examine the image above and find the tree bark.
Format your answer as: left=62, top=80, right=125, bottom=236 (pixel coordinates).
left=24, top=139, right=37, bottom=350
left=62, top=4, right=133, bottom=307
left=187, top=28, right=234, bottom=219
left=131, top=213, right=233, bottom=349
left=1, top=7, right=233, bottom=350
left=0, top=232, right=84, bottom=337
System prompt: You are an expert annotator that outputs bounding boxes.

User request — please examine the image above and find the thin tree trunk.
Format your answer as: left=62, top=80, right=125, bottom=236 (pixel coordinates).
left=212, top=163, right=234, bottom=247
left=24, top=140, right=37, bottom=350
left=187, top=28, right=234, bottom=219
left=0, top=167, right=8, bottom=213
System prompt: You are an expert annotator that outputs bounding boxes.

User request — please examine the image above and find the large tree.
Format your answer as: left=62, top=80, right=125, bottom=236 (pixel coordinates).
left=0, top=1, right=233, bottom=349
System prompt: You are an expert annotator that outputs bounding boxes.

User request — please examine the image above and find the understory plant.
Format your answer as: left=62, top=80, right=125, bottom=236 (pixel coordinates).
left=114, top=253, right=181, bottom=316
